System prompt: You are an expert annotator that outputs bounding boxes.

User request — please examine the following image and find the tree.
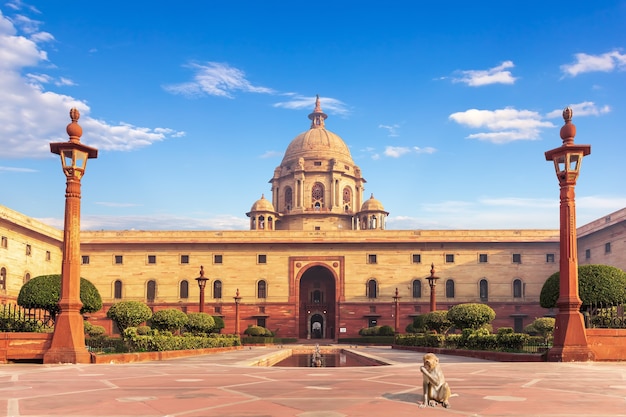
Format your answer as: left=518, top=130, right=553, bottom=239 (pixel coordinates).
left=106, top=301, right=152, bottom=332
left=150, top=308, right=189, bottom=333
left=447, top=303, right=496, bottom=330
left=540, top=264, right=626, bottom=309
left=17, top=274, right=102, bottom=320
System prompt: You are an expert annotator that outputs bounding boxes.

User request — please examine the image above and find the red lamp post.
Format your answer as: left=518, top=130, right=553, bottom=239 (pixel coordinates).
left=427, top=263, right=439, bottom=312
left=195, top=266, right=208, bottom=313
left=44, top=108, right=98, bottom=364
left=234, top=289, right=242, bottom=337
left=393, top=287, right=401, bottom=335
left=544, top=107, right=594, bottom=362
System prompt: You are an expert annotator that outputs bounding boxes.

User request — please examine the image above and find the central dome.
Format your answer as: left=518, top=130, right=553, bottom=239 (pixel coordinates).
left=281, top=95, right=354, bottom=165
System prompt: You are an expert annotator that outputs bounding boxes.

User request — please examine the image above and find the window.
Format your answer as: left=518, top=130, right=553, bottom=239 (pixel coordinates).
left=314, top=161, right=322, bottom=166
left=479, top=279, right=488, bottom=302
left=45, top=251, right=51, bottom=261
left=445, top=279, right=455, bottom=298
left=546, top=253, right=555, bottom=263
left=148, top=255, right=156, bottom=264
left=213, top=280, right=222, bottom=299
left=512, top=253, right=522, bottom=264
left=257, top=318, right=266, bottom=328
left=25, top=244, right=31, bottom=256
left=1, top=236, right=7, bottom=248
left=479, top=254, right=488, bottom=263
left=257, top=280, right=267, bottom=299
left=311, top=182, right=324, bottom=208
left=214, top=254, right=223, bottom=264
left=513, top=279, right=523, bottom=298
left=115, top=255, right=123, bottom=265
left=258, top=254, right=267, bottom=264
left=367, top=279, right=377, bottom=298
left=368, top=318, right=378, bottom=327
left=0, top=267, right=6, bottom=290
left=445, top=254, right=454, bottom=263
left=412, top=280, right=422, bottom=298
left=24, top=273, right=30, bottom=283
left=368, top=254, right=377, bottom=264
left=284, top=187, right=293, bottom=212
left=114, top=280, right=122, bottom=299
left=214, top=306, right=221, bottom=314
left=412, top=254, right=421, bottom=264
left=147, top=280, right=156, bottom=302
left=180, top=255, right=189, bottom=264
left=585, top=249, right=591, bottom=259
left=81, top=255, right=90, bottom=265
left=605, top=242, right=611, bottom=253
left=180, top=280, right=189, bottom=299
left=513, top=317, right=524, bottom=333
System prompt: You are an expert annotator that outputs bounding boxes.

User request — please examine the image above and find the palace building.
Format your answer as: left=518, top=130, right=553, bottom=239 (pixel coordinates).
left=1, top=98, right=624, bottom=339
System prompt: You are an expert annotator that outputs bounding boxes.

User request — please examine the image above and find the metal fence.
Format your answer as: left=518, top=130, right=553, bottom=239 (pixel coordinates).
left=584, top=302, right=626, bottom=328
left=0, top=304, right=54, bottom=332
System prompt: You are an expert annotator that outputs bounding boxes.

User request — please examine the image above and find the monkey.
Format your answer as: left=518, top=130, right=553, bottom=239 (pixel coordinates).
left=419, top=352, right=451, bottom=408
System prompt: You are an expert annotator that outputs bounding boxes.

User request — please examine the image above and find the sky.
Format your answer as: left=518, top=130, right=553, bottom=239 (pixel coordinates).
left=0, top=1, right=625, bottom=231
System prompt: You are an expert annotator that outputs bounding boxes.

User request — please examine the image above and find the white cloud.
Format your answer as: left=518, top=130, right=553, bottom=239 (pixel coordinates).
left=273, top=94, right=350, bottom=116
left=384, top=146, right=411, bottom=158
left=452, top=61, right=517, bottom=86
left=379, top=124, right=399, bottom=137
left=259, top=150, right=282, bottom=159
left=545, top=101, right=611, bottom=119
left=163, top=62, right=275, bottom=98
left=0, top=165, right=37, bottom=172
left=0, top=10, right=184, bottom=158
left=561, top=50, right=626, bottom=77
left=449, top=107, right=555, bottom=144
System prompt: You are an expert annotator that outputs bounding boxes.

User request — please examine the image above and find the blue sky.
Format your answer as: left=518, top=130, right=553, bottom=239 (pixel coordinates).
left=0, top=1, right=625, bottom=231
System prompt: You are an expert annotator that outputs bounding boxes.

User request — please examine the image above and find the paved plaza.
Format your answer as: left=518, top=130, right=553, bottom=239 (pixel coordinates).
left=1, top=345, right=625, bottom=417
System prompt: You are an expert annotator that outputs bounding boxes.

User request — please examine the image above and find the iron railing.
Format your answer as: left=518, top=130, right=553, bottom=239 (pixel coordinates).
left=0, top=304, right=54, bottom=332
left=584, top=302, right=626, bottom=328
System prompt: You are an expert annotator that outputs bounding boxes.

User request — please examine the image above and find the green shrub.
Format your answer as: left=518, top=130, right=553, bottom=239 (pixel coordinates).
left=17, top=274, right=102, bottom=320
left=540, top=264, right=626, bottom=309
left=244, top=325, right=272, bottom=336
left=212, top=316, right=225, bottom=333
left=150, top=308, right=189, bottom=333
left=137, top=325, right=152, bottom=335
left=447, top=303, right=495, bottom=330
left=496, top=332, right=529, bottom=351
left=186, top=312, right=215, bottom=334
left=422, top=311, right=452, bottom=334
left=379, top=325, right=395, bottom=336
left=106, top=301, right=152, bottom=332
left=530, top=317, right=555, bottom=343
left=85, top=322, right=106, bottom=338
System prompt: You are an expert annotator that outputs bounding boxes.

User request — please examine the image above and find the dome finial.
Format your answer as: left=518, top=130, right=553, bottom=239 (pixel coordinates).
left=560, top=106, right=576, bottom=145
left=308, top=94, right=327, bottom=129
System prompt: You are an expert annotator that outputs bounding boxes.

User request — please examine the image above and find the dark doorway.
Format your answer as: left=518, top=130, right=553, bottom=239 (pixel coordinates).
left=299, top=265, right=336, bottom=339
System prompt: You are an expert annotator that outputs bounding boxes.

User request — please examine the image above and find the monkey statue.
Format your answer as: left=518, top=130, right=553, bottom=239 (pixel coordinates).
left=419, top=352, right=451, bottom=408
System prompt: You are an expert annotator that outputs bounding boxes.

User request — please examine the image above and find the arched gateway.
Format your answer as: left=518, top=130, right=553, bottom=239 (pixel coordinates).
left=297, top=264, right=338, bottom=340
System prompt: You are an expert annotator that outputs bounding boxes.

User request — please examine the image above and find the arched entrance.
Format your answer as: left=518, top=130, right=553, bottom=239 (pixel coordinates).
left=299, top=265, right=336, bottom=339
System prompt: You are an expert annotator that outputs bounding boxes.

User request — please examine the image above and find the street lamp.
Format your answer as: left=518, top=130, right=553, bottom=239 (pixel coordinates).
left=544, top=107, right=594, bottom=362
left=44, top=108, right=98, bottom=364
left=195, top=266, right=208, bottom=313
left=234, top=288, right=242, bottom=337
left=427, top=263, right=439, bottom=312
left=392, top=287, right=401, bottom=335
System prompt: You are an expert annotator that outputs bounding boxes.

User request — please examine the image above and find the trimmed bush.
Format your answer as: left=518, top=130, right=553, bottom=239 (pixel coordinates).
left=106, top=301, right=152, bottom=332
left=540, top=264, right=626, bottom=309
left=244, top=325, right=273, bottom=337
left=17, top=274, right=102, bottom=320
left=447, top=303, right=495, bottom=330
left=150, top=308, right=189, bottom=333
left=212, top=315, right=225, bottom=333
left=186, top=312, right=216, bottom=334
left=422, top=310, right=452, bottom=334
left=529, top=317, right=555, bottom=343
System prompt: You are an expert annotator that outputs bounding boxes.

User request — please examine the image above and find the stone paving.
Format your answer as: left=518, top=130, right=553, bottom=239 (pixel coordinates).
left=1, top=345, right=625, bottom=416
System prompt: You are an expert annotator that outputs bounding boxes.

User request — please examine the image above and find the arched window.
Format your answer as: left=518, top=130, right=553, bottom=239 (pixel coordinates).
left=370, top=215, right=377, bottom=229
left=312, top=289, right=323, bottom=303
left=343, top=187, right=352, bottom=212
left=213, top=280, right=222, bottom=299
left=259, top=215, right=265, bottom=229
left=0, top=267, right=6, bottom=290
left=479, top=279, right=489, bottom=301
left=412, top=280, right=422, bottom=298
left=284, top=187, right=293, bottom=211
left=513, top=279, right=523, bottom=298
left=257, top=280, right=267, bottom=299
left=147, top=280, right=156, bottom=302
left=114, top=280, right=122, bottom=299
left=445, top=279, right=455, bottom=298
left=180, top=280, right=189, bottom=299
left=367, top=279, right=377, bottom=299
left=312, top=182, right=324, bottom=208
left=285, top=187, right=293, bottom=212
left=24, top=272, right=30, bottom=284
